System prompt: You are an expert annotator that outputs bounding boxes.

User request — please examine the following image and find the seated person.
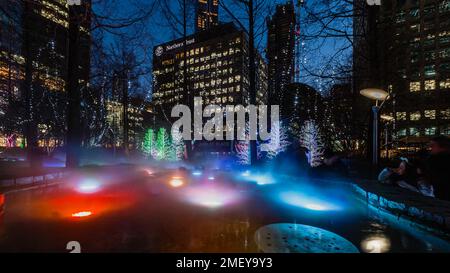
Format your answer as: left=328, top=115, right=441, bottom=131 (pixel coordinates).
left=378, top=157, right=434, bottom=197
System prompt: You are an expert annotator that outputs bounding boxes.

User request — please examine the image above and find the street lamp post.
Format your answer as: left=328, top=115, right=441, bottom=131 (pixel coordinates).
left=360, top=88, right=390, bottom=168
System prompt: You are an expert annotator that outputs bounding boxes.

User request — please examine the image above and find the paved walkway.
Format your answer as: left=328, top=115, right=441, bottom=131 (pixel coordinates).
left=352, top=179, right=450, bottom=232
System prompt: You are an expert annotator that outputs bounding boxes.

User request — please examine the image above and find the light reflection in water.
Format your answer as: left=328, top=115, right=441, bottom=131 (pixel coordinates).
left=71, top=211, right=93, bottom=218
left=169, top=177, right=184, bottom=188
left=183, top=184, right=240, bottom=208
left=361, top=235, right=391, bottom=253
left=279, top=191, right=342, bottom=211
left=76, top=178, right=101, bottom=194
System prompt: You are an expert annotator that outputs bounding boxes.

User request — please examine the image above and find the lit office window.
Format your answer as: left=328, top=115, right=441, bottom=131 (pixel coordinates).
left=425, top=80, right=436, bottom=90
left=440, top=1, right=450, bottom=12
left=396, top=112, right=407, bottom=120
left=424, top=66, right=436, bottom=77
left=441, top=79, right=450, bottom=89
left=442, top=126, right=450, bottom=135
left=398, top=129, right=407, bottom=137
left=425, top=127, right=437, bottom=136
left=441, top=109, right=450, bottom=119
left=409, top=128, right=420, bottom=136
left=410, top=81, right=421, bottom=92
left=424, top=110, right=436, bottom=119
left=410, top=111, right=421, bottom=121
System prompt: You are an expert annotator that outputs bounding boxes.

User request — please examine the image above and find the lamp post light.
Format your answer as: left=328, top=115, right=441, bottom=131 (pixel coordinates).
left=360, top=88, right=390, bottom=168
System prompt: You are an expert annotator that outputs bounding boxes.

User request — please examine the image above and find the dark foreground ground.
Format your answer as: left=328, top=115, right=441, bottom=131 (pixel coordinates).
left=1, top=166, right=450, bottom=253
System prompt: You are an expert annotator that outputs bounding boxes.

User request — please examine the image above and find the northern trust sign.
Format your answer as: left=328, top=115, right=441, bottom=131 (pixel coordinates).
left=155, top=38, right=196, bottom=57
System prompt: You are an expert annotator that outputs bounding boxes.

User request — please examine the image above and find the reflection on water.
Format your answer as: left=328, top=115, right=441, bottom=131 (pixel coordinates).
left=0, top=169, right=449, bottom=253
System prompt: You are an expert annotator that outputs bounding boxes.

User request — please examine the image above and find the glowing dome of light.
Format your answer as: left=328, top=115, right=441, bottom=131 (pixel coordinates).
left=72, top=211, right=92, bottom=218
left=183, top=185, right=239, bottom=208
left=169, top=177, right=184, bottom=188
left=76, top=179, right=101, bottom=194
left=279, top=191, right=341, bottom=211
left=361, top=235, right=391, bottom=253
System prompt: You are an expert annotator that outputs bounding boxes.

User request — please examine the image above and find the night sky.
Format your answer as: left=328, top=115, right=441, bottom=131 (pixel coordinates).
left=92, top=0, right=352, bottom=96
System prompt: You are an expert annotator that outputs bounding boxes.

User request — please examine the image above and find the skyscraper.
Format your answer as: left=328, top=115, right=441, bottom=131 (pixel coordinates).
left=152, top=23, right=268, bottom=154
left=266, top=1, right=296, bottom=117
left=354, top=0, right=450, bottom=154
left=0, top=0, right=91, bottom=148
left=196, top=0, right=219, bottom=32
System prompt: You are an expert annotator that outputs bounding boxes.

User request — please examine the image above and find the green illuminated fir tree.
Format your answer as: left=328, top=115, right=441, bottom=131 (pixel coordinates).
left=143, top=129, right=155, bottom=159
left=156, top=128, right=171, bottom=161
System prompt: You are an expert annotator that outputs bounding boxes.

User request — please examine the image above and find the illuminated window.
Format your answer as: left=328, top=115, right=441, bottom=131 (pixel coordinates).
left=410, top=81, right=421, bottom=92
left=424, top=65, right=436, bottom=77
left=425, top=80, right=436, bottom=90
left=425, top=127, right=437, bottom=136
left=396, top=112, right=407, bottom=121
left=409, top=128, right=420, bottom=136
left=398, top=129, right=407, bottom=137
left=409, top=8, right=419, bottom=18
left=442, top=126, right=450, bottom=135
left=424, top=110, right=436, bottom=119
left=410, top=24, right=419, bottom=32
left=440, top=79, right=450, bottom=89
left=410, top=111, right=421, bottom=121
left=439, top=48, right=450, bottom=59
left=440, top=1, right=450, bottom=12
left=441, top=109, right=450, bottom=119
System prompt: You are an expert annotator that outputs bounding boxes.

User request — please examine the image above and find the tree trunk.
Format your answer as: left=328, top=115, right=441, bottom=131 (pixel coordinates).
left=248, top=0, right=258, bottom=166
left=22, top=1, right=39, bottom=169
left=122, top=71, right=129, bottom=155
left=66, top=5, right=82, bottom=168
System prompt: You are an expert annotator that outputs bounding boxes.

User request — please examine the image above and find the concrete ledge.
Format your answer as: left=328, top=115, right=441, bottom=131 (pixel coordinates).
left=352, top=180, right=450, bottom=231
left=0, top=171, right=68, bottom=192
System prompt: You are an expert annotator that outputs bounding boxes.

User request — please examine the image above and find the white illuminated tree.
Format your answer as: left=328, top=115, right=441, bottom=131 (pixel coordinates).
left=262, top=121, right=290, bottom=160
left=235, top=122, right=264, bottom=165
left=170, top=129, right=185, bottom=161
left=299, top=120, right=325, bottom=167
left=235, top=122, right=251, bottom=165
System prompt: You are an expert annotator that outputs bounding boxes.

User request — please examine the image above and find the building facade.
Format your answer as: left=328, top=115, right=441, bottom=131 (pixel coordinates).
left=105, top=98, right=151, bottom=150
left=196, top=0, right=219, bottom=32
left=381, top=0, right=450, bottom=148
left=0, top=0, right=90, bottom=149
left=152, top=23, right=268, bottom=153
left=153, top=23, right=267, bottom=120
left=354, top=0, right=450, bottom=155
left=266, top=1, right=296, bottom=116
